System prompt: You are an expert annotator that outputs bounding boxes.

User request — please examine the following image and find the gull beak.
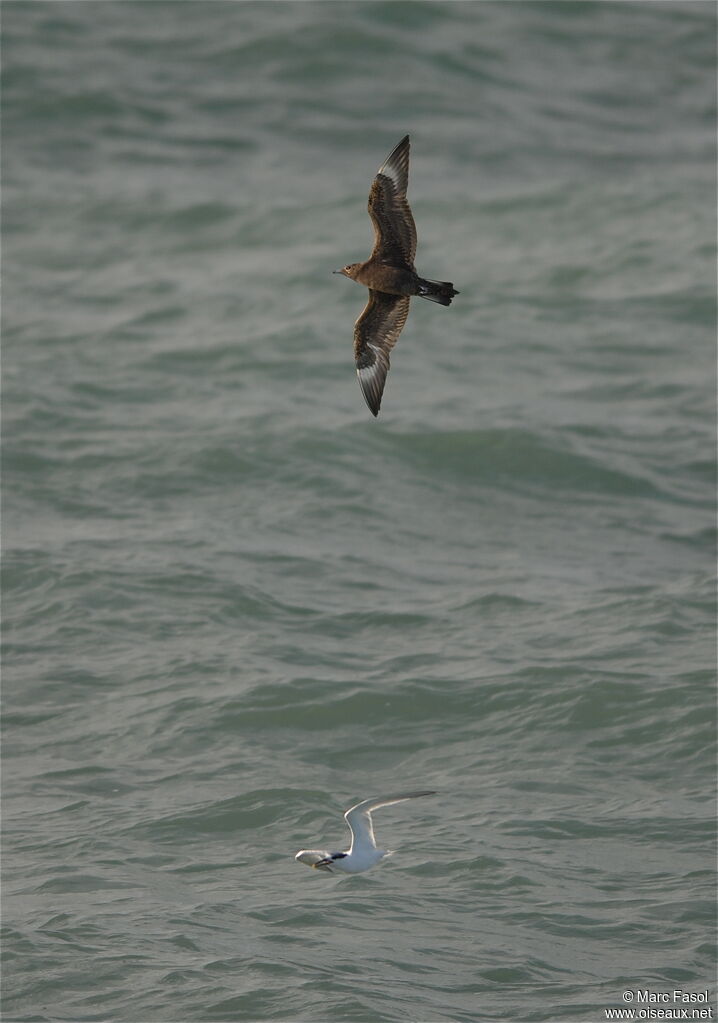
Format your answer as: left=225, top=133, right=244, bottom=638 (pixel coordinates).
left=312, top=860, right=333, bottom=873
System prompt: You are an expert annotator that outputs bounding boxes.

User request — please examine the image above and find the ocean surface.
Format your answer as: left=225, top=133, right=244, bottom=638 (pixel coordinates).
left=2, top=3, right=716, bottom=1022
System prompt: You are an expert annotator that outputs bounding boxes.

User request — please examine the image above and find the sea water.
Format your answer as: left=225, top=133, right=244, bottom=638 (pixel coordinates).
left=3, top=3, right=716, bottom=1021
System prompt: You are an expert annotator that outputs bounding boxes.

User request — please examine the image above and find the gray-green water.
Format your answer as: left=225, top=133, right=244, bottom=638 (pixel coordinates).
left=2, top=2, right=716, bottom=1021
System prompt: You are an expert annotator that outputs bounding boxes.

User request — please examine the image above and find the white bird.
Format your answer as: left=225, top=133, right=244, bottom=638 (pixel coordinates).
left=294, top=791, right=435, bottom=874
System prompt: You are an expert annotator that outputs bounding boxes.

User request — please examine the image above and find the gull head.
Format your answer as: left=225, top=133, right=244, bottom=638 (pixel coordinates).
left=295, top=850, right=335, bottom=872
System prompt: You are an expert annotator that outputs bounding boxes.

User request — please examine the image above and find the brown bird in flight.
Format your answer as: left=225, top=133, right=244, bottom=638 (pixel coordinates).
left=334, top=135, right=459, bottom=416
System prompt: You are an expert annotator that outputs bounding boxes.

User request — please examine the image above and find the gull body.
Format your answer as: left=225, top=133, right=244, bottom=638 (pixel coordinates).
left=294, top=791, right=435, bottom=875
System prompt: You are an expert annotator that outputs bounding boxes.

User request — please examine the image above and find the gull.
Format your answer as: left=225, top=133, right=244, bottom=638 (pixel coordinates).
left=295, top=791, right=436, bottom=874
left=334, top=135, right=459, bottom=417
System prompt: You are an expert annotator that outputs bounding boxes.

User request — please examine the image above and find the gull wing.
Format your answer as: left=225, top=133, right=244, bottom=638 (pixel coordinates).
left=354, top=291, right=411, bottom=417
left=344, top=791, right=436, bottom=853
left=367, top=135, right=417, bottom=268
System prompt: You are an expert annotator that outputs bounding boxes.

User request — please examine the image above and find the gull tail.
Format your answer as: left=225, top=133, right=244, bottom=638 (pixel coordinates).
left=416, top=278, right=459, bottom=306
